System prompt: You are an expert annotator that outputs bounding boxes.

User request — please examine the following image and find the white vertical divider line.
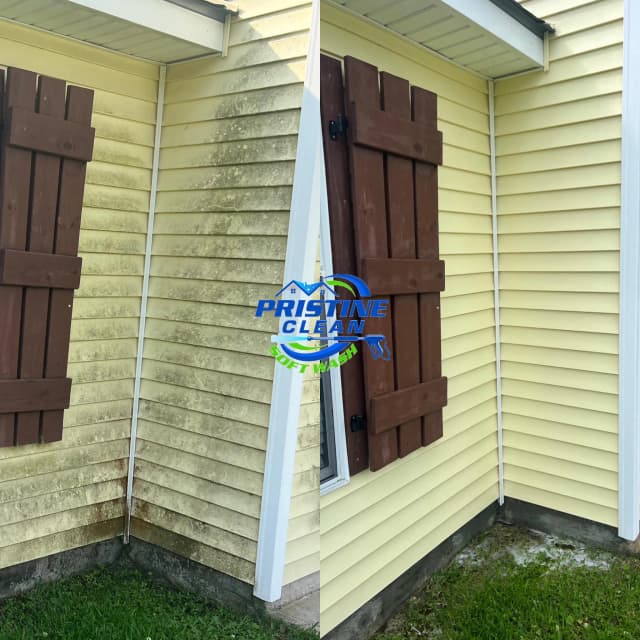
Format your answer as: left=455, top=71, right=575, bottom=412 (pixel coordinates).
left=124, top=63, right=166, bottom=544
left=254, top=0, right=320, bottom=602
left=618, top=0, right=640, bottom=541
left=488, top=79, right=504, bottom=506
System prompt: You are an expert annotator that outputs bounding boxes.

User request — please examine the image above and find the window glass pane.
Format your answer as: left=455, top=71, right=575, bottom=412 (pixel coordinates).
left=320, top=370, right=337, bottom=482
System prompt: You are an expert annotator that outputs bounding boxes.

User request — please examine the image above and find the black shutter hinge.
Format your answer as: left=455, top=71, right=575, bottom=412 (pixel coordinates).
left=351, top=415, right=367, bottom=432
left=329, top=115, right=348, bottom=140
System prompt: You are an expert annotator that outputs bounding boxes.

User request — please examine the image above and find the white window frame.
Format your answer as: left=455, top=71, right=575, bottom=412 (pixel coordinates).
left=319, top=154, right=351, bottom=496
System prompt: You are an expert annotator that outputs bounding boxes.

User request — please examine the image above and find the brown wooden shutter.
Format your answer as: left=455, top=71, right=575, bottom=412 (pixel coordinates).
left=321, top=54, right=447, bottom=473
left=0, top=67, right=95, bottom=448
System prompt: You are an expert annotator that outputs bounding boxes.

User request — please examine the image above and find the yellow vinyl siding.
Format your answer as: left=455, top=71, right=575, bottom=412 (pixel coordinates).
left=496, top=0, right=622, bottom=528
left=319, top=5, right=499, bottom=634
left=132, top=1, right=313, bottom=586
left=0, top=20, right=158, bottom=568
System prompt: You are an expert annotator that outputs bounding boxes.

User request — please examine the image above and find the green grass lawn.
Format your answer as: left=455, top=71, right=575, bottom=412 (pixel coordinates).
left=0, top=566, right=318, bottom=640
left=374, top=524, right=640, bottom=640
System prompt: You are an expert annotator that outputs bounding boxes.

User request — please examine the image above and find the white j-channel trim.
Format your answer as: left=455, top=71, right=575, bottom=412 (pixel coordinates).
left=254, top=0, right=320, bottom=603
left=319, top=156, right=350, bottom=497
left=618, top=0, right=640, bottom=542
left=124, top=64, right=166, bottom=544
left=67, top=0, right=225, bottom=51
left=488, top=80, right=504, bottom=506
left=439, top=0, right=544, bottom=67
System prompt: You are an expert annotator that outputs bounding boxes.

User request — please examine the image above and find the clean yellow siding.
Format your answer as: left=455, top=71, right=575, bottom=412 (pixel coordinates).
left=496, top=0, right=622, bottom=528
left=0, top=20, right=157, bottom=568
left=320, top=5, right=499, bottom=635
left=132, top=1, right=313, bottom=586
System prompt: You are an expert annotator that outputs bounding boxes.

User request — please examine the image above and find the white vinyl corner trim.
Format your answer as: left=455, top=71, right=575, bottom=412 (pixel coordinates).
left=68, top=0, right=225, bottom=51
left=124, top=63, right=166, bottom=544
left=618, top=0, right=640, bottom=542
left=254, top=0, right=320, bottom=603
left=488, top=80, right=504, bottom=506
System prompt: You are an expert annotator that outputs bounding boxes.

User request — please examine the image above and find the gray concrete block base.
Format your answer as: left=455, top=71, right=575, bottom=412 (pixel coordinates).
left=0, top=537, right=123, bottom=602
left=0, top=535, right=319, bottom=632
left=1, top=498, right=635, bottom=640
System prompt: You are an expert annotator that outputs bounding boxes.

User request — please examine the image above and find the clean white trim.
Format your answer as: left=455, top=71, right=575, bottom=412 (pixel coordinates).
left=319, top=155, right=350, bottom=497
left=67, top=0, right=225, bottom=51
left=618, top=0, right=640, bottom=542
left=439, top=0, right=544, bottom=67
left=254, top=0, right=320, bottom=602
left=488, top=80, right=504, bottom=506
left=124, top=64, right=166, bottom=544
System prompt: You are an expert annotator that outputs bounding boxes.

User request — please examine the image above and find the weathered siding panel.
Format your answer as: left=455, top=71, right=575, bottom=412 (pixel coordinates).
left=319, top=5, right=499, bottom=635
left=0, top=20, right=157, bottom=567
left=132, top=1, right=313, bottom=586
left=496, top=0, right=622, bottom=528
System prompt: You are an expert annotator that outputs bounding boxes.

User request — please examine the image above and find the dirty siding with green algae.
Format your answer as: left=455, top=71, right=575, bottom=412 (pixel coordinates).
left=0, top=19, right=158, bottom=568
left=0, top=0, right=319, bottom=593
left=131, top=0, right=319, bottom=587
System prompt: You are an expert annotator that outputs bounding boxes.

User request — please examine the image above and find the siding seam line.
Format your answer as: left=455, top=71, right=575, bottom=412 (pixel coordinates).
left=125, top=63, right=167, bottom=543
left=489, top=78, right=505, bottom=505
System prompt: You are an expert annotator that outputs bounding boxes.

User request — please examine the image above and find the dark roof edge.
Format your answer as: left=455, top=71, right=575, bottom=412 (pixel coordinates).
left=488, top=0, right=555, bottom=37
left=165, top=0, right=236, bottom=22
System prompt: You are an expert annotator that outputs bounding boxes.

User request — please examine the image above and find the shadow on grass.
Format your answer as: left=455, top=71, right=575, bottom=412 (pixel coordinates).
left=0, top=565, right=318, bottom=640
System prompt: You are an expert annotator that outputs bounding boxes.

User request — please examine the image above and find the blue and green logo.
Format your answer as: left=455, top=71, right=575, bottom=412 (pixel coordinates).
left=255, top=274, right=391, bottom=374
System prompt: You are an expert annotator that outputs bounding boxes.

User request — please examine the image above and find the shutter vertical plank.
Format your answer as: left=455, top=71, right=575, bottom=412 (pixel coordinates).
left=380, top=72, right=422, bottom=458
left=412, top=86, right=445, bottom=445
left=0, top=68, right=36, bottom=447
left=15, top=75, right=66, bottom=445
left=0, top=68, right=8, bottom=448
left=320, top=54, right=369, bottom=474
left=42, top=86, right=93, bottom=443
left=344, top=56, right=398, bottom=471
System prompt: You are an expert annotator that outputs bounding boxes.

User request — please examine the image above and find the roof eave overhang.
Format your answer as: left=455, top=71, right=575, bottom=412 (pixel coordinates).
left=66, top=0, right=227, bottom=53
left=324, top=0, right=554, bottom=79
left=441, top=0, right=549, bottom=69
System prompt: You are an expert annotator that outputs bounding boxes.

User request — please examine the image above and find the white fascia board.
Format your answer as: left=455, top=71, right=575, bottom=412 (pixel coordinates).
left=67, top=0, right=225, bottom=51
left=440, top=0, right=544, bottom=67
left=253, top=0, right=320, bottom=603
left=618, top=0, right=640, bottom=542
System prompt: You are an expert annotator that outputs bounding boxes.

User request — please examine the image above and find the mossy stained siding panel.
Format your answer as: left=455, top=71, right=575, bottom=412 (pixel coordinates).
left=0, top=21, right=157, bottom=568
left=132, top=1, right=313, bottom=585
left=320, top=5, right=499, bottom=635
left=496, top=0, right=622, bottom=527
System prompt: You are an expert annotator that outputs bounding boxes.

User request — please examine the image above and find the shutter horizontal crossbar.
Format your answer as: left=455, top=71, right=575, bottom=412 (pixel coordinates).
left=0, top=378, right=72, bottom=413
left=362, top=258, right=445, bottom=295
left=350, top=102, right=443, bottom=164
left=8, top=107, right=95, bottom=161
left=369, top=377, right=448, bottom=435
left=0, top=249, right=82, bottom=288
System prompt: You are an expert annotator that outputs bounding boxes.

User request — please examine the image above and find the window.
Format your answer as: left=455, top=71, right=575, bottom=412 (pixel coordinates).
left=320, top=371, right=337, bottom=482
